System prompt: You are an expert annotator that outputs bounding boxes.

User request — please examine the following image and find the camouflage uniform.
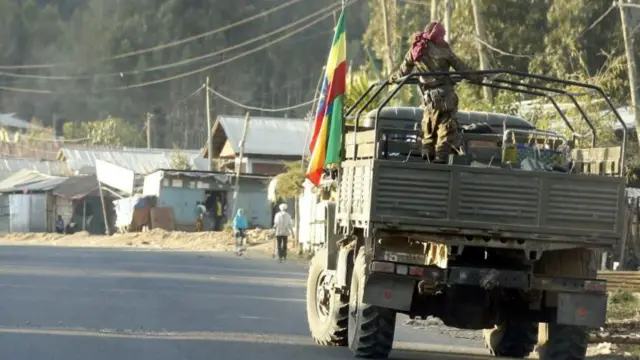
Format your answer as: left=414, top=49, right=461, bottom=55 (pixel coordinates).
left=391, top=24, right=480, bottom=162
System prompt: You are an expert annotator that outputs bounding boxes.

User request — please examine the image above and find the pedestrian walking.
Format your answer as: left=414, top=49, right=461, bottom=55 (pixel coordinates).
left=232, top=208, right=249, bottom=256
left=195, top=202, right=207, bottom=232
left=273, top=203, right=294, bottom=263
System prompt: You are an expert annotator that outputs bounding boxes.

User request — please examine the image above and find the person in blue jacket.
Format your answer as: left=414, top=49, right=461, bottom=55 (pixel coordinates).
left=232, top=208, right=249, bottom=256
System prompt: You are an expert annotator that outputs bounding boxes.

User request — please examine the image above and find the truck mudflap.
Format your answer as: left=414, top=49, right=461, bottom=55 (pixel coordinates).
left=363, top=261, right=607, bottom=327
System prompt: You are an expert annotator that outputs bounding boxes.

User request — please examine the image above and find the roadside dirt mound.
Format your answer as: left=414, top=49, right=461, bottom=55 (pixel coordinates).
left=0, top=228, right=273, bottom=252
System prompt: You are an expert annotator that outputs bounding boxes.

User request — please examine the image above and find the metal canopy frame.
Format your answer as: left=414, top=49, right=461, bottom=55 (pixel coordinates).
left=344, top=69, right=627, bottom=172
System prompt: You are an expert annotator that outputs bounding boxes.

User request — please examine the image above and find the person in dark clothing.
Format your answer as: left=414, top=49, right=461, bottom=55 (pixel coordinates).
left=65, top=219, right=77, bottom=234
left=55, top=215, right=65, bottom=234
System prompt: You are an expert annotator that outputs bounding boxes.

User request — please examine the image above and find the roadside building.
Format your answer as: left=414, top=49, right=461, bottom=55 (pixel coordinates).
left=142, top=169, right=273, bottom=230
left=201, top=115, right=310, bottom=175
left=0, top=170, right=109, bottom=234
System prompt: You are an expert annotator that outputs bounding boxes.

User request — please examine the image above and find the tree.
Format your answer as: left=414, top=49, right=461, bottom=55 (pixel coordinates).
left=169, top=146, right=193, bottom=170
left=63, top=116, right=144, bottom=147
left=273, top=161, right=306, bottom=201
left=1, top=0, right=637, bottom=155
left=344, top=69, right=418, bottom=122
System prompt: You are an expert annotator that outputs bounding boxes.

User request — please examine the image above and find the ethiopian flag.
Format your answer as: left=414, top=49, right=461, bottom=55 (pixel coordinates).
left=306, top=8, right=347, bottom=187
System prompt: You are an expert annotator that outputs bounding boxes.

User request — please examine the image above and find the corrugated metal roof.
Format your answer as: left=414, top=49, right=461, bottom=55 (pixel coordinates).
left=217, top=116, right=311, bottom=156
left=153, top=169, right=272, bottom=181
left=60, top=148, right=209, bottom=174
left=0, top=170, right=66, bottom=193
left=0, top=113, right=42, bottom=130
left=0, top=157, right=68, bottom=181
left=53, top=175, right=100, bottom=199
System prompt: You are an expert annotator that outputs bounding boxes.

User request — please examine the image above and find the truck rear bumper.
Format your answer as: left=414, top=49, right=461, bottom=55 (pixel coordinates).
left=364, top=261, right=607, bottom=328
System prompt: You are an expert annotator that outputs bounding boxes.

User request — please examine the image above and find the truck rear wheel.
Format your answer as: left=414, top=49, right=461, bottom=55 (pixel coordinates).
left=306, top=248, right=349, bottom=346
left=483, top=319, right=537, bottom=357
left=348, top=250, right=396, bottom=358
left=535, top=249, right=595, bottom=360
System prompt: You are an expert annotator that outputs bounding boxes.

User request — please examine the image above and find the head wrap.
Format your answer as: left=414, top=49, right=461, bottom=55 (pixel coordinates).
left=411, top=21, right=448, bottom=62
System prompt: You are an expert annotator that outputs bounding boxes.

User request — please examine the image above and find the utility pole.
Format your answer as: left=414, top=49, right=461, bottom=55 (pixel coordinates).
left=471, top=0, right=493, bottom=103
left=620, top=0, right=640, bottom=142
left=431, top=0, right=439, bottom=20
left=206, top=76, right=213, bottom=171
left=145, top=112, right=152, bottom=149
left=232, top=112, right=251, bottom=216
left=380, top=0, right=394, bottom=75
left=443, top=0, right=452, bottom=42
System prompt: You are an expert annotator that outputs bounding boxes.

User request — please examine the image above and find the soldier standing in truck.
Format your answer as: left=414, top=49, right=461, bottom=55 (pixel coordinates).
left=389, top=21, right=482, bottom=163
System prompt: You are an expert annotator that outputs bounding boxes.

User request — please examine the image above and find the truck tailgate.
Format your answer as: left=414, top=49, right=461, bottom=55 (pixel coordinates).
left=369, top=160, right=626, bottom=246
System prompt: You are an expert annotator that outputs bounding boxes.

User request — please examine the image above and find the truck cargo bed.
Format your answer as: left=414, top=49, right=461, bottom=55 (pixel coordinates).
left=337, top=160, right=626, bottom=247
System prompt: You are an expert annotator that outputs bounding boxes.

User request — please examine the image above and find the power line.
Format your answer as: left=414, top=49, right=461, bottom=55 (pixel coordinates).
left=0, top=7, right=340, bottom=94
left=109, top=8, right=341, bottom=91
left=0, top=2, right=342, bottom=81
left=166, top=85, right=206, bottom=115
left=0, top=0, right=303, bottom=70
left=207, top=86, right=316, bottom=112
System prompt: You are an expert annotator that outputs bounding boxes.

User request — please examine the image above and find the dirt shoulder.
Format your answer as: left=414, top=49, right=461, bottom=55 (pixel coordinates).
left=0, top=229, right=283, bottom=254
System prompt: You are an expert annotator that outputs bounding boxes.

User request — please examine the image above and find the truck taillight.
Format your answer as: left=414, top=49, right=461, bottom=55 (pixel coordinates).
left=371, top=261, right=394, bottom=273
left=408, top=266, right=424, bottom=276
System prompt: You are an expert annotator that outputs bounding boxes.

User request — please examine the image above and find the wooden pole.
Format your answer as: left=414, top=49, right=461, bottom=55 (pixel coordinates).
left=620, top=0, right=640, bottom=142
left=145, top=112, right=152, bottom=149
left=443, top=0, right=452, bottom=42
left=232, top=112, right=251, bottom=216
left=82, top=198, right=87, bottom=231
left=431, top=0, right=439, bottom=20
left=471, top=0, right=494, bottom=103
left=380, top=0, right=394, bottom=74
left=98, top=181, right=110, bottom=235
left=206, top=76, right=213, bottom=171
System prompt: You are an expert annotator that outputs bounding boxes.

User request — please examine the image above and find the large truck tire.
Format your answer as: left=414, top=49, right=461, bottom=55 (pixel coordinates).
left=348, top=250, right=396, bottom=358
left=535, top=249, right=596, bottom=360
left=306, top=248, right=349, bottom=346
left=483, top=319, right=538, bottom=357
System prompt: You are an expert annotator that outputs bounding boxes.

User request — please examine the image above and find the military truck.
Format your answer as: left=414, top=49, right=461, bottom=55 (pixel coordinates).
left=304, top=70, right=628, bottom=360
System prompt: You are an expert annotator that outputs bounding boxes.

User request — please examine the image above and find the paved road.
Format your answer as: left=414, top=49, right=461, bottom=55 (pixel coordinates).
left=0, top=246, right=500, bottom=360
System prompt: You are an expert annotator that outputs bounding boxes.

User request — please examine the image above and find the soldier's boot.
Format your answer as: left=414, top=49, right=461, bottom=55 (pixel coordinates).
left=422, top=143, right=436, bottom=163
left=433, top=117, right=462, bottom=164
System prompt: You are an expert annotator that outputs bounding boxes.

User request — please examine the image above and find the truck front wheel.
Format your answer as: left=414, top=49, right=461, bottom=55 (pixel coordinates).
left=306, top=248, right=349, bottom=346
left=348, top=250, right=396, bottom=358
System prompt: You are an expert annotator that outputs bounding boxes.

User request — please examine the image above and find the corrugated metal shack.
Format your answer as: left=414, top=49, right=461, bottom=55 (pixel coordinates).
left=0, top=171, right=67, bottom=233
left=52, top=175, right=112, bottom=235
left=0, top=170, right=107, bottom=234
left=142, top=169, right=273, bottom=230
